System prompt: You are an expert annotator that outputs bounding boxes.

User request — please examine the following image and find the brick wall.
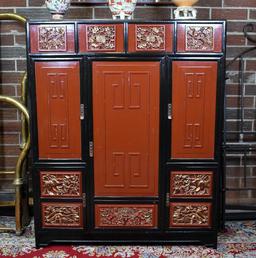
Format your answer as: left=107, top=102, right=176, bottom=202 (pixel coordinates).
left=0, top=0, right=255, bottom=206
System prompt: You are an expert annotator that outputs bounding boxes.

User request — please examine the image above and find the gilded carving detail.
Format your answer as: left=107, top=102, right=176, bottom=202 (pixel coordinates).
left=136, top=25, right=165, bottom=50
left=42, top=204, right=81, bottom=227
left=38, top=26, right=66, bottom=51
left=99, top=207, right=154, bottom=227
left=87, top=25, right=116, bottom=50
left=41, top=173, right=81, bottom=197
left=186, top=26, right=214, bottom=51
left=171, top=173, right=212, bottom=196
left=172, top=204, right=210, bottom=226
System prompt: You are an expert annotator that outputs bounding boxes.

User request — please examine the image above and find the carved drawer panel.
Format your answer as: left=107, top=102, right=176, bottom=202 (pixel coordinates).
left=128, top=24, right=173, bottom=52
left=169, top=202, right=212, bottom=228
left=30, top=24, right=75, bottom=53
left=41, top=202, right=83, bottom=228
left=177, top=23, right=223, bottom=53
left=40, top=171, right=82, bottom=198
left=170, top=171, right=213, bottom=198
left=95, top=204, right=157, bottom=228
left=78, top=24, right=124, bottom=52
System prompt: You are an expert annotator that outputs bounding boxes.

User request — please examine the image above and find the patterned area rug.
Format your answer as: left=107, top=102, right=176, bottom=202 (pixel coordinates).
left=0, top=217, right=256, bottom=257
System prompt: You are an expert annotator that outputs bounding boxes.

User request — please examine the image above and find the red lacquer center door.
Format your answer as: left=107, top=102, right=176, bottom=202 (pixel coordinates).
left=93, top=61, right=160, bottom=197
left=171, top=61, right=217, bottom=159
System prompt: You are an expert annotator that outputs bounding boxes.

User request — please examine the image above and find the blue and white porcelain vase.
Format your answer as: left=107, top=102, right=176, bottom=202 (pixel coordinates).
left=45, top=0, right=71, bottom=20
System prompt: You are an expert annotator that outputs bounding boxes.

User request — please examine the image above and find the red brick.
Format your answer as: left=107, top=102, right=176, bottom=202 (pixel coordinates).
left=246, top=60, right=256, bottom=71
left=212, top=8, right=247, bottom=20
left=15, top=35, right=26, bottom=45
left=0, top=72, right=26, bottom=83
left=0, top=85, right=16, bottom=96
left=224, top=0, right=256, bottom=7
left=0, top=109, right=18, bottom=120
left=226, top=96, right=255, bottom=108
left=227, top=35, right=246, bottom=46
left=0, top=22, right=25, bottom=33
left=0, top=133, right=19, bottom=145
left=0, top=60, right=15, bottom=71
left=0, top=145, right=21, bottom=156
left=0, top=0, right=26, bottom=7
left=16, top=60, right=27, bottom=72
left=250, top=9, right=256, bottom=19
left=0, top=35, right=14, bottom=46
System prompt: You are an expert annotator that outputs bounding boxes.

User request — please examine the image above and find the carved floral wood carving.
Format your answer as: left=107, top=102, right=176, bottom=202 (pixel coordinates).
left=42, top=203, right=82, bottom=227
left=38, top=26, right=67, bottom=51
left=171, top=172, right=212, bottom=197
left=41, top=172, right=81, bottom=197
left=87, top=25, right=116, bottom=51
left=186, top=26, right=214, bottom=51
left=136, top=25, right=165, bottom=50
left=170, top=203, right=211, bottom=227
left=97, top=206, right=155, bottom=227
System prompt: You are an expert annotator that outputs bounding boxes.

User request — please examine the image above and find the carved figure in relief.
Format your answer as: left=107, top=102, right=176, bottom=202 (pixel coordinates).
left=136, top=26, right=165, bottom=50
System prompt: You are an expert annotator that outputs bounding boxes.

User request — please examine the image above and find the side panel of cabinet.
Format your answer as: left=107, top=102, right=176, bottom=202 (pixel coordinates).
left=35, top=61, right=81, bottom=159
left=171, top=61, right=217, bottom=159
left=93, top=61, right=159, bottom=196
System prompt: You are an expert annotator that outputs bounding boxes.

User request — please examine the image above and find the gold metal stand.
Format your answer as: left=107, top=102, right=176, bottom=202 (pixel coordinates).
left=0, top=13, right=30, bottom=235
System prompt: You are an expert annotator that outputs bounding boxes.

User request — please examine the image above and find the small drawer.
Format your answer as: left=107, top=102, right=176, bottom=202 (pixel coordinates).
left=95, top=204, right=158, bottom=228
left=78, top=24, right=124, bottom=52
left=170, top=171, right=213, bottom=198
left=169, top=202, right=212, bottom=228
left=41, top=202, right=83, bottom=228
left=30, top=24, right=75, bottom=53
left=177, top=23, right=223, bottom=53
left=40, top=171, right=82, bottom=198
left=128, top=24, right=173, bottom=52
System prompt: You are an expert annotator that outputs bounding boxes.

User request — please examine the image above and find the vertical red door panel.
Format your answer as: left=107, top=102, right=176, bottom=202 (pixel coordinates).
left=93, top=61, right=159, bottom=196
left=171, top=61, right=217, bottom=159
left=35, top=61, right=81, bottom=159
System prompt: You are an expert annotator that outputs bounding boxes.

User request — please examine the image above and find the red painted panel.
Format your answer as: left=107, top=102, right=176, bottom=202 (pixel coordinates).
left=93, top=62, right=159, bottom=196
left=30, top=24, right=75, bottom=53
left=128, top=24, right=173, bottom=52
left=41, top=202, right=83, bottom=228
left=170, top=171, right=213, bottom=198
left=40, top=171, right=82, bottom=198
left=177, top=24, right=223, bottom=53
left=35, top=61, right=81, bottom=159
left=95, top=204, right=158, bottom=228
left=169, top=202, right=212, bottom=228
left=171, top=61, right=217, bottom=159
left=78, top=24, right=124, bottom=52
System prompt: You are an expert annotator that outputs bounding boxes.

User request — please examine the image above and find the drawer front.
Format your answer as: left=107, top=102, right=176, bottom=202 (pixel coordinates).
left=170, top=171, right=213, bottom=198
left=40, top=171, right=82, bottom=198
left=95, top=204, right=158, bottom=228
left=30, top=24, right=75, bottom=53
left=169, top=202, right=212, bottom=228
left=177, top=23, right=223, bottom=53
left=78, top=24, right=124, bottom=52
left=128, top=24, right=173, bottom=52
left=41, top=202, right=83, bottom=228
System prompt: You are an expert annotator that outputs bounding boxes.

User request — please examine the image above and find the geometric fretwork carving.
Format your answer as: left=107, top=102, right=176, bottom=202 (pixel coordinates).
left=38, top=26, right=67, bottom=51
left=186, top=26, right=214, bottom=51
left=42, top=203, right=83, bottom=227
left=170, top=171, right=213, bottom=197
left=95, top=204, right=157, bottom=228
left=170, top=203, right=211, bottom=227
left=87, top=25, right=116, bottom=51
left=136, top=25, right=165, bottom=51
left=41, top=172, right=82, bottom=197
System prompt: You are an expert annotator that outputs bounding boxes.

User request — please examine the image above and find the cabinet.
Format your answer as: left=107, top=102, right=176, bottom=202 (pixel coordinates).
left=27, top=20, right=226, bottom=248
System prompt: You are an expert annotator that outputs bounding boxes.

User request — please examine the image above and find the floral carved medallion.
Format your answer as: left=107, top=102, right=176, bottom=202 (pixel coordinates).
left=42, top=203, right=82, bottom=227
left=186, top=26, right=214, bottom=51
left=170, top=203, right=211, bottom=227
left=86, top=25, right=116, bottom=51
left=136, top=25, right=165, bottom=51
left=96, top=206, right=156, bottom=227
left=41, top=172, right=81, bottom=197
left=171, top=172, right=212, bottom=197
left=38, top=25, right=67, bottom=51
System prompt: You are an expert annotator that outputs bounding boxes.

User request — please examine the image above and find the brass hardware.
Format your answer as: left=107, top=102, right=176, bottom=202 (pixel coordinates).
left=80, top=104, right=85, bottom=120
left=0, top=171, right=15, bottom=175
left=168, top=104, right=172, bottom=120
left=166, top=193, right=170, bottom=207
left=82, top=193, right=86, bottom=207
left=89, top=141, right=94, bottom=157
left=0, top=13, right=26, bottom=24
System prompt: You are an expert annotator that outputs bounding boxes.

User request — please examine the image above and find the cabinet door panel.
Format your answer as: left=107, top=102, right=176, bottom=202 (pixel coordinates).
left=171, top=61, right=217, bottom=159
left=35, top=61, right=81, bottom=159
left=93, top=62, right=159, bottom=196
